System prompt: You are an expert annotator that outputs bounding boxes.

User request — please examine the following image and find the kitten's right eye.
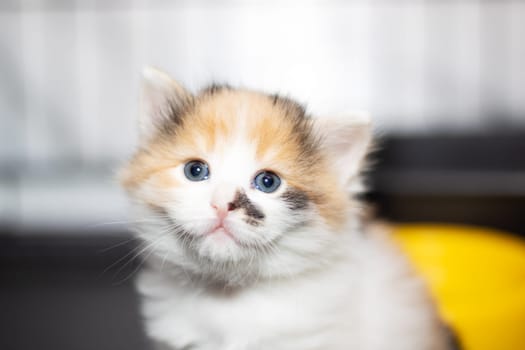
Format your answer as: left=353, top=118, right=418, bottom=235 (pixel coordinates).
left=184, top=160, right=210, bottom=181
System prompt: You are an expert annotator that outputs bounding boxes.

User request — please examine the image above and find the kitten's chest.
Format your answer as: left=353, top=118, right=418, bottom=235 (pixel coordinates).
left=138, top=269, right=357, bottom=350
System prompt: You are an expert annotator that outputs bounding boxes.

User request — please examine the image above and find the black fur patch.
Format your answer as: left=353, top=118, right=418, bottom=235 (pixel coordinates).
left=281, top=189, right=310, bottom=210
left=231, top=190, right=265, bottom=224
left=160, top=96, right=194, bottom=135
left=270, top=94, right=306, bottom=119
left=269, top=94, right=322, bottom=169
left=201, top=83, right=232, bottom=95
left=271, top=93, right=280, bottom=106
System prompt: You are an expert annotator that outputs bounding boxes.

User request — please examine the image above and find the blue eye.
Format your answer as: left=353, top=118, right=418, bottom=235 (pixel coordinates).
left=184, top=160, right=210, bottom=181
left=254, top=171, right=281, bottom=193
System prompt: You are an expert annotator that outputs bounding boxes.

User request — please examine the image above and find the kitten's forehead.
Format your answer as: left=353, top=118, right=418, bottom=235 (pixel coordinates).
left=207, top=135, right=259, bottom=185
left=179, top=89, right=318, bottom=173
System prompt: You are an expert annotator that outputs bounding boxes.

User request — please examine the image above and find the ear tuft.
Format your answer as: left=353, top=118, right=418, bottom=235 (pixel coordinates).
left=139, top=67, right=193, bottom=141
left=315, top=111, right=373, bottom=191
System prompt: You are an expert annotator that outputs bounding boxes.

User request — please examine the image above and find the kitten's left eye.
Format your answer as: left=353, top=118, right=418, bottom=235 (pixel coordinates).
left=184, top=160, right=210, bottom=181
left=254, top=171, right=281, bottom=193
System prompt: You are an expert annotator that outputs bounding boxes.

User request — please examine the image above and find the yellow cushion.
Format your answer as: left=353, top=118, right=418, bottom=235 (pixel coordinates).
left=392, top=224, right=525, bottom=350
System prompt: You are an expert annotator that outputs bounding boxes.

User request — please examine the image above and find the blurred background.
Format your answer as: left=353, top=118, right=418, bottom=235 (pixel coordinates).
left=0, top=1, right=524, bottom=349
left=1, top=0, right=525, bottom=233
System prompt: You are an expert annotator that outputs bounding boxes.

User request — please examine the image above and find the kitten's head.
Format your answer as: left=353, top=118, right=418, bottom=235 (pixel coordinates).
left=121, top=67, right=371, bottom=286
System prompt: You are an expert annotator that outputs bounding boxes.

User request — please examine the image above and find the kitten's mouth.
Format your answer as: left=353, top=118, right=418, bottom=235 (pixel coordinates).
left=206, top=224, right=239, bottom=243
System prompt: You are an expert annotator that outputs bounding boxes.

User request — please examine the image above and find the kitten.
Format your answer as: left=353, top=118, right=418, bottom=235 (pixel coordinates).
left=120, top=67, right=457, bottom=350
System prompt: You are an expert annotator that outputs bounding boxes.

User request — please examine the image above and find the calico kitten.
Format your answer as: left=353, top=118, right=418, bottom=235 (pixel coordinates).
left=120, top=67, right=456, bottom=350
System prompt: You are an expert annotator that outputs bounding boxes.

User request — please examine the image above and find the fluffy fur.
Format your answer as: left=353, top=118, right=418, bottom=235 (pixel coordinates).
left=120, top=67, right=456, bottom=350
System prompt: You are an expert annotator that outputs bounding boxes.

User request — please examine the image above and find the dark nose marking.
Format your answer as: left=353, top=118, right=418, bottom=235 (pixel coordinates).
left=232, top=190, right=265, bottom=223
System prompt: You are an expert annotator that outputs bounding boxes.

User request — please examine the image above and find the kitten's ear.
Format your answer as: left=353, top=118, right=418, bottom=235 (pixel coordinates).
left=139, top=67, right=193, bottom=141
left=315, top=112, right=372, bottom=189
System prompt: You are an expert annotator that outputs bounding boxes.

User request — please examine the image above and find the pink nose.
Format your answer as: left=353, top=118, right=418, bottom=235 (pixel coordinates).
left=211, top=202, right=236, bottom=220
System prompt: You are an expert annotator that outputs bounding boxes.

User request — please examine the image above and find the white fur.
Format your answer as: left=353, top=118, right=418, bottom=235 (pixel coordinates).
left=125, top=70, right=451, bottom=350
left=314, top=114, right=373, bottom=194
left=134, top=224, right=449, bottom=350
left=139, top=66, right=192, bottom=142
left=128, top=144, right=450, bottom=349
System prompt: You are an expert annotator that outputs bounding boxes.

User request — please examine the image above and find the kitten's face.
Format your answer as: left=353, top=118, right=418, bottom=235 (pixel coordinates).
left=121, top=68, right=370, bottom=284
